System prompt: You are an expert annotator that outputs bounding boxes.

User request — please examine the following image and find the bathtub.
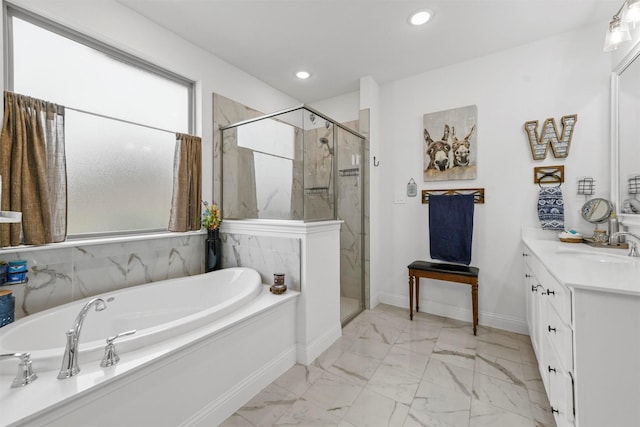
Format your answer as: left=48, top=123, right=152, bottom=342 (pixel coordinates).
left=0, top=267, right=300, bottom=426
left=0, top=267, right=262, bottom=373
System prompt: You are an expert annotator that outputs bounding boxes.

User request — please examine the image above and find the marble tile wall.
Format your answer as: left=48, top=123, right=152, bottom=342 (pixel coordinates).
left=220, top=232, right=301, bottom=291
left=0, top=234, right=204, bottom=321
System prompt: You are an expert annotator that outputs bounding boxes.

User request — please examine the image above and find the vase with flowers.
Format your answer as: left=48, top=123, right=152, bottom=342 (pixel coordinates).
left=202, top=200, right=222, bottom=272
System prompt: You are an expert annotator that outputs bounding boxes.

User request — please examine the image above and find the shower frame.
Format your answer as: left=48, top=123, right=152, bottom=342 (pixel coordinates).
left=219, top=104, right=366, bottom=323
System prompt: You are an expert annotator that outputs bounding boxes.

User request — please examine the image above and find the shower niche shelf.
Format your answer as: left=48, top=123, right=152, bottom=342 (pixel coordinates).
left=339, top=168, right=359, bottom=177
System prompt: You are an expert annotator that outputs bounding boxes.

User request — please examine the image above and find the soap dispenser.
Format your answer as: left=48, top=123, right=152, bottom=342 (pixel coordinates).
left=608, top=211, right=620, bottom=245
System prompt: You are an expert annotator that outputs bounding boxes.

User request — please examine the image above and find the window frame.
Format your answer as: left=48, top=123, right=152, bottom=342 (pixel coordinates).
left=3, top=3, right=196, bottom=239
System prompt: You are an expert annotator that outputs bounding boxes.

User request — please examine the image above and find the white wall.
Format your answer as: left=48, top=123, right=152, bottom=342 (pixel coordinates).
left=2, top=0, right=300, bottom=203
left=308, top=90, right=360, bottom=123
left=375, top=22, right=611, bottom=333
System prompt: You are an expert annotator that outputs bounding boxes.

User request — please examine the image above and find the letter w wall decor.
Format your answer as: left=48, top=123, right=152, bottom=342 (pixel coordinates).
left=524, top=114, right=577, bottom=160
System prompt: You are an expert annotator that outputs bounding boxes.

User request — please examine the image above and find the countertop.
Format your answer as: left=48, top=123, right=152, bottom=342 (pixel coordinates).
left=522, top=228, right=640, bottom=296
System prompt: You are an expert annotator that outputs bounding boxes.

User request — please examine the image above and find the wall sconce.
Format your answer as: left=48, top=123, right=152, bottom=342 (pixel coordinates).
left=604, top=0, right=640, bottom=51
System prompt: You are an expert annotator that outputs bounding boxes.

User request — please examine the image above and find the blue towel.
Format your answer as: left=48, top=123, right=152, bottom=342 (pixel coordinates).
left=429, top=194, right=475, bottom=265
left=537, top=186, right=564, bottom=231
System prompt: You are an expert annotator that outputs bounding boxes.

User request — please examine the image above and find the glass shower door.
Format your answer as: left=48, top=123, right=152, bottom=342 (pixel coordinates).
left=336, top=127, right=364, bottom=325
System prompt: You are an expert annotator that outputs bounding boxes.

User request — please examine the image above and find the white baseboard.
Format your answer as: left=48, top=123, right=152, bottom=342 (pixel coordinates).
left=296, top=322, right=342, bottom=365
left=378, top=292, right=528, bottom=335
left=183, top=346, right=297, bottom=427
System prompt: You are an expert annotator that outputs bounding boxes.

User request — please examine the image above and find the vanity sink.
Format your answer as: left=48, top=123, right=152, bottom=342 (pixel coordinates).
left=555, top=247, right=636, bottom=264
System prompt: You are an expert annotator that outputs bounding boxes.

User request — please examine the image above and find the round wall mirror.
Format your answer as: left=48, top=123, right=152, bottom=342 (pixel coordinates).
left=581, top=198, right=613, bottom=224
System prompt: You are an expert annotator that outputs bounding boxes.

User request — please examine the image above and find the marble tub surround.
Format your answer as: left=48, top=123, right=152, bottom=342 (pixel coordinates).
left=221, top=232, right=301, bottom=291
left=221, top=304, right=554, bottom=427
left=0, top=232, right=204, bottom=320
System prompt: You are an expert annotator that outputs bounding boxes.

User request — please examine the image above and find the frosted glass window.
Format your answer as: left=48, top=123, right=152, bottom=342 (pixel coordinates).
left=11, top=17, right=190, bottom=133
left=65, top=111, right=174, bottom=235
left=7, top=9, right=193, bottom=236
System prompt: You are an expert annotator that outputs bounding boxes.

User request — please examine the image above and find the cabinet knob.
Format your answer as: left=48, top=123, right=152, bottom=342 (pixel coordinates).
left=525, top=274, right=532, bottom=278
left=548, top=365, right=557, bottom=373
left=531, top=285, right=538, bottom=293
left=547, top=290, right=556, bottom=296
left=548, top=325, right=557, bottom=334
left=551, top=406, right=559, bottom=415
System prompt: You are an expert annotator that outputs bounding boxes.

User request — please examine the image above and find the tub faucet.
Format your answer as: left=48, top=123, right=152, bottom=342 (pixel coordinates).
left=611, top=232, right=640, bottom=257
left=57, top=297, right=107, bottom=379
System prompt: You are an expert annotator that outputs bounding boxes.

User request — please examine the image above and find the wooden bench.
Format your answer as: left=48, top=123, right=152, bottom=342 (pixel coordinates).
left=408, top=260, right=479, bottom=335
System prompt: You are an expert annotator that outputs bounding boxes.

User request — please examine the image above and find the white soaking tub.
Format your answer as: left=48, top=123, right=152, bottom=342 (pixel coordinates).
left=0, top=267, right=262, bottom=373
left=0, top=267, right=300, bottom=427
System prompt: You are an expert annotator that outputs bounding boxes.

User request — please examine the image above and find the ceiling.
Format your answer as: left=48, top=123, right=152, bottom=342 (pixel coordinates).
left=119, top=0, right=619, bottom=103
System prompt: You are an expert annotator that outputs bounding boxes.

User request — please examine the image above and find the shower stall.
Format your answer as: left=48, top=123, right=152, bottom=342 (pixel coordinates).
left=220, top=105, right=365, bottom=325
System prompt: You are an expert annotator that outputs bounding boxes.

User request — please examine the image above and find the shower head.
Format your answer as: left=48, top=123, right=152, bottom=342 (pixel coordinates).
left=319, top=137, right=333, bottom=155
left=309, top=113, right=316, bottom=124
left=325, top=121, right=330, bottom=129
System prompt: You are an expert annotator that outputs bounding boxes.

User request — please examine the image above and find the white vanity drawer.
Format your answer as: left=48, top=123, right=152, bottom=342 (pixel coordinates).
left=546, top=280, right=571, bottom=326
left=546, top=305, right=573, bottom=370
left=528, top=253, right=571, bottom=325
left=546, top=345, right=575, bottom=427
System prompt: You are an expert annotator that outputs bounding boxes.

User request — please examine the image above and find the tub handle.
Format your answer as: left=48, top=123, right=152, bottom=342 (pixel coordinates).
left=100, top=329, right=136, bottom=368
left=0, top=352, right=37, bottom=388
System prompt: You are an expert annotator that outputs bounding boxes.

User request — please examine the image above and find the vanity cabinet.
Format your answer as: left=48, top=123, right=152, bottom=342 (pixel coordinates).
left=523, top=246, right=574, bottom=427
left=523, top=237, right=640, bottom=427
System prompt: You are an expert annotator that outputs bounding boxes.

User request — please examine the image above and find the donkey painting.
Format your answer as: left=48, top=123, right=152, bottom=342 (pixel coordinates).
left=423, top=105, right=477, bottom=181
left=424, top=125, right=451, bottom=171
left=451, top=124, right=476, bottom=167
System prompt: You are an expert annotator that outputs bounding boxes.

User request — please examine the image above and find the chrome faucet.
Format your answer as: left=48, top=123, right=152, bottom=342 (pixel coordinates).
left=611, top=232, right=640, bottom=257
left=57, top=297, right=107, bottom=379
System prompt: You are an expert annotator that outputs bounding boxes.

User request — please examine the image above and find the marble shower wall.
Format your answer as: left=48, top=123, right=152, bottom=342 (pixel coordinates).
left=0, top=234, right=204, bottom=321
left=220, top=232, right=301, bottom=291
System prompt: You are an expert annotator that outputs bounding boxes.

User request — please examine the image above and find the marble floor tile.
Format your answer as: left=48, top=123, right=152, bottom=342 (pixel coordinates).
left=476, top=338, right=522, bottom=364
left=472, top=372, right=532, bottom=419
left=301, top=371, right=364, bottom=418
left=528, top=388, right=556, bottom=427
left=274, top=398, right=342, bottom=426
left=347, top=337, right=392, bottom=360
left=393, top=330, right=436, bottom=357
left=275, top=364, right=325, bottom=396
left=361, top=319, right=403, bottom=345
left=421, top=358, right=474, bottom=397
left=236, top=383, right=299, bottom=427
left=431, top=341, right=477, bottom=371
left=469, top=399, right=535, bottom=427
left=437, top=326, right=478, bottom=351
left=523, top=363, right=545, bottom=394
left=328, top=350, right=382, bottom=385
left=367, top=362, right=422, bottom=405
left=474, top=354, right=526, bottom=387
left=222, top=305, right=552, bottom=427
left=412, top=380, right=472, bottom=427
left=343, top=387, right=409, bottom=427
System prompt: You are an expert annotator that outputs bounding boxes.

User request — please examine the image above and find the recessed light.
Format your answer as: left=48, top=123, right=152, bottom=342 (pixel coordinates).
left=296, top=71, right=311, bottom=79
left=408, top=9, right=433, bottom=26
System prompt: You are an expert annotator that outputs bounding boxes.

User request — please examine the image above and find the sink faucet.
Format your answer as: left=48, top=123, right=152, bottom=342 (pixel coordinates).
left=57, top=297, right=107, bottom=379
left=611, top=232, right=640, bottom=257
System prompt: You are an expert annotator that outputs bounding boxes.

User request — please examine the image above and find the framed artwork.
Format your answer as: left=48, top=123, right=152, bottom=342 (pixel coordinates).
left=423, top=105, right=477, bottom=181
